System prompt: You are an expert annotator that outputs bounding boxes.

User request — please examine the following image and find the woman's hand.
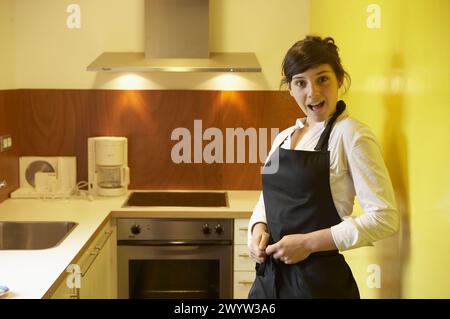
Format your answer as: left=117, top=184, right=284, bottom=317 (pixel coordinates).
left=265, top=233, right=312, bottom=264
left=248, top=223, right=270, bottom=264
left=265, top=229, right=337, bottom=264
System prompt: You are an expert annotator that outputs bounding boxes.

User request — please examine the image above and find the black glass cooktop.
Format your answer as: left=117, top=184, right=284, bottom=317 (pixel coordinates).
left=123, top=191, right=228, bottom=207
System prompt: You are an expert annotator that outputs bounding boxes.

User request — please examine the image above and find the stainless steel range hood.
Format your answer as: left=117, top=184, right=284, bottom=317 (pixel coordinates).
left=87, top=0, right=261, bottom=73
left=87, top=52, right=261, bottom=72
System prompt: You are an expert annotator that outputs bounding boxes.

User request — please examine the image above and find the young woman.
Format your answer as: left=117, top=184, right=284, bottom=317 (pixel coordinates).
left=247, top=35, right=399, bottom=298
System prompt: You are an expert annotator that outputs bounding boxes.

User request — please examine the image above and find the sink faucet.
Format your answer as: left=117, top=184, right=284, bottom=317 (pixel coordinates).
left=0, top=180, right=7, bottom=189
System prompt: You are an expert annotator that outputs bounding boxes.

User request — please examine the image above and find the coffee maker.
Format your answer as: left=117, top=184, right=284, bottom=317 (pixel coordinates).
left=88, top=137, right=129, bottom=196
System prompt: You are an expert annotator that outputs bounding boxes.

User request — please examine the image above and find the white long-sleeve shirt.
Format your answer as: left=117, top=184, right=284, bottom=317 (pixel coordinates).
left=248, top=110, right=399, bottom=251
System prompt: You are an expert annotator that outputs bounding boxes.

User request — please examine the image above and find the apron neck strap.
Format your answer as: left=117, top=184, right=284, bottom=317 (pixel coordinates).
left=314, top=100, right=346, bottom=152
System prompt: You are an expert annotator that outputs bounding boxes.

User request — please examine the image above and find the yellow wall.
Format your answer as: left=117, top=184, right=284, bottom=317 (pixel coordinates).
left=0, top=0, right=15, bottom=89
left=310, top=0, right=450, bottom=298
left=12, top=0, right=309, bottom=90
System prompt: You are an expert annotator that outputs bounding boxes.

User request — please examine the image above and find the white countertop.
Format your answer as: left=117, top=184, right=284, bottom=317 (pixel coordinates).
left=0, top=190, right=259, bottom=299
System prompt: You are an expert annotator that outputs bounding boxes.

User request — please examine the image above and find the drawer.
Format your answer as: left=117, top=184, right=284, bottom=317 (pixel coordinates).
left=233, top=271, right=255, bottom=299
left=234, top=244, right=255, bottom=271
left=234, top=219, right=249, bottom=245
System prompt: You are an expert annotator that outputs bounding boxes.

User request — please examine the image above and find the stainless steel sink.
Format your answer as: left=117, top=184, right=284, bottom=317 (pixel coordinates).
left=0, top=221, right=77, bottom=250
left=123, top=191, right=229, bottom=207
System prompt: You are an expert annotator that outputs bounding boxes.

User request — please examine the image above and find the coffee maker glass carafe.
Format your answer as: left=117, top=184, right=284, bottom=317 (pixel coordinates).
left=97, top=166, right=122, bottom=189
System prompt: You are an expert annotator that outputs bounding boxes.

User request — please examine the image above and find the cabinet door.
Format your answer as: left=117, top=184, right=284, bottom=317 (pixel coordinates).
left=233, top=219, right=255, bottom=299
left=233, top=271, right=255, bottom=299
left=234, top=218, right=249, bottom=245
left=49, top=219, right=116, bottom=299
left=234, top=244, right=254, bottom=271
left=79, top=221, right=115, bottom=299
left=49, top=275, right=76, bottom=299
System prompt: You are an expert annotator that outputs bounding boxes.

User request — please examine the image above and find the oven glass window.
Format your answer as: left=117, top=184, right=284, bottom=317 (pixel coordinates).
left=129, top=260, right=220, bottom=299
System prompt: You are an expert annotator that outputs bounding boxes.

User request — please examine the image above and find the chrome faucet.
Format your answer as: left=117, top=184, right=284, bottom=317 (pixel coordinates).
left=0, top=180, right=7, bottom=189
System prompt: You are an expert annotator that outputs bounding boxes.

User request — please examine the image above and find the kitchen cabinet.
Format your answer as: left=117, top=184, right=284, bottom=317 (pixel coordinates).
left=50, top=269, right=75, bottom=299
left=233, top=218, right=255, bottom=298
left=50, top=219, right=117, bottom=299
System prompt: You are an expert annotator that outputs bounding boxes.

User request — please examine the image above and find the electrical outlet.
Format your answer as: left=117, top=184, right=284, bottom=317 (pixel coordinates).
left=0, top=134, right=12, bottom=152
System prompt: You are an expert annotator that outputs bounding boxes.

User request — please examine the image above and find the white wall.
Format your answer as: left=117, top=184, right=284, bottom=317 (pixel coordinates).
left=0, top=0, right=15, bottom=90
left=12, top=0, right=310, bottom=90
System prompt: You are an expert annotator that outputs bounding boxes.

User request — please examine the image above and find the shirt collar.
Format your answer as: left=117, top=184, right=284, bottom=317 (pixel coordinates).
left=294, top=109, right=348, bottom=130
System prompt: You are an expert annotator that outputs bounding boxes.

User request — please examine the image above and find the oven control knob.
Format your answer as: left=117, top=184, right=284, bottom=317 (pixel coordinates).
left=215, top=224, right=223, bottom=234
left=202, top=224, right=211, bottom=235
left=130, top=224, right=141, bottom=235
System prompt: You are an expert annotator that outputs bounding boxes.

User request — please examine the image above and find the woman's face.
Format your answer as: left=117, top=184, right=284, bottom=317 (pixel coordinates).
left=288, top=64, right=342, bottom=123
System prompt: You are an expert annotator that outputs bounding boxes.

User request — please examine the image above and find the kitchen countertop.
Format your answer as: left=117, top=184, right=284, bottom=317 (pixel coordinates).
left=0, top=190, right=259, bottom=299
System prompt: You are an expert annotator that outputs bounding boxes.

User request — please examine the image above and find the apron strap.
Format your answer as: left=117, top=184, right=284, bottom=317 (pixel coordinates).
left=314, top=100, right=346, bottom=152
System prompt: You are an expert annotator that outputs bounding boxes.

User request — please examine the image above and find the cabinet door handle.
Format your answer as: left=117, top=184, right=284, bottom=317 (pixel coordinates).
left=238, top=280, right=254, bottom=285
left=94, top=230, right=113, bottom=250
left=81, top=250, right=98, bottom=277
left=238, top=227, right=248, bottom=231
left=238, top=253, right=250, bottom=258
left=81, top=230, right=113, bottom=276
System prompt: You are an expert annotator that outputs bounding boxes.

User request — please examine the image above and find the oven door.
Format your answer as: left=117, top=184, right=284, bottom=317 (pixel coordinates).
left=118, top=244, right=232, bottom=299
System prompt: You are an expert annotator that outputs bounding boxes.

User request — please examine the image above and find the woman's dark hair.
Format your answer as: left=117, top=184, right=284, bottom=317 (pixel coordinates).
left=281, top=35, right=351, bottom=93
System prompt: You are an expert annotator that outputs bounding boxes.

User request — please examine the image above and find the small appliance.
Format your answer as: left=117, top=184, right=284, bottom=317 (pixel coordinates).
left=10, top=156, right=77, bottom=198
left=117, top=218, right=233, bottom=298
left=88, top=136, right=129, bottom=196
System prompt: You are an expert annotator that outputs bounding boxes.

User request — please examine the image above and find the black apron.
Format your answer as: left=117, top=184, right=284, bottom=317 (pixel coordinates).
left=248, top=101, right=359, bottom=299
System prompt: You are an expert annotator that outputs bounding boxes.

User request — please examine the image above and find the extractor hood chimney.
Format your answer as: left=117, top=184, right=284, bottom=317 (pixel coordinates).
left=87, top=0, right=261, bottom=73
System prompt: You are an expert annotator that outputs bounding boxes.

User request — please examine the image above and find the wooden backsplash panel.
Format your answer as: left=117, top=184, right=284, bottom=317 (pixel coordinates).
left=0, top=90, right=20, bottom=202
left=1, top=89, right=301, bottom=195
left=101, top=90, right=225, bottom=189
left=218, top=91, right=300, bottom=188
left=16, top=90, right=82, bottom=155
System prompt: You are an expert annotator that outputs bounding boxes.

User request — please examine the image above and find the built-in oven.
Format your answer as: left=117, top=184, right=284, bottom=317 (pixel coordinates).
left=117, top=218, right=233, bottom=299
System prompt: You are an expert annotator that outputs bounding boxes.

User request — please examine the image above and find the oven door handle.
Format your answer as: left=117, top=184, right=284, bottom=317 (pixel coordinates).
left=117, top=239, right=232, bottom=246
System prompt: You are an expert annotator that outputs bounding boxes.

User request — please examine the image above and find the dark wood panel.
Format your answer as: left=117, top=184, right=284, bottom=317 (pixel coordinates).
left=1, top=89, right=301, bottom=197
left=103, top=90, right=225, bottom=189
left=218, top=91, right=301, bottom=189
left=0, top=90, right=20, bottom=202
